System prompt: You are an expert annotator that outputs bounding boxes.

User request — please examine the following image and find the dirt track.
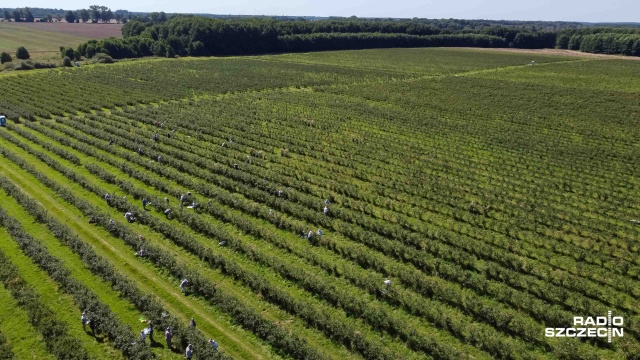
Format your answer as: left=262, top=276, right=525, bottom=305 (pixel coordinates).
left=457, top=47, right=640, bottom=61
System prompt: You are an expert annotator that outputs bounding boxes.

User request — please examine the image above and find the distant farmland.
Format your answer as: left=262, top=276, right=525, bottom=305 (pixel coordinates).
left=0, top=22, right=122, bottom=61
left=0, top=48, right=638, bottom=359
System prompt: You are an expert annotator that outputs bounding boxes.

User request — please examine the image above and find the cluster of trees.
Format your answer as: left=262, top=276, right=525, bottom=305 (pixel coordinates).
left=1, top=5, right=123, bottom=23
left=76, top=16, right=558, bottom=59
left=3, top=8, right=34, bottom=22
left=555, top=27, right=640, bottom=55
left=1, top=46, right=30, bottom=64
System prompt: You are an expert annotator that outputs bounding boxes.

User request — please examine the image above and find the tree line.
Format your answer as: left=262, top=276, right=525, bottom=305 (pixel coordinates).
left=68, top=16, right=640, bottom=60
left=555, top=27, right=640, bottom=55
left=2, top=5, right=126, bottom=23
left=75, top=16, right=560, bottom=59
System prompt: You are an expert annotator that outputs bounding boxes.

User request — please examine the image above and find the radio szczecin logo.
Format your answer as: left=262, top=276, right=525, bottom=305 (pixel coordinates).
left=545, top=311, right=623, bottom=343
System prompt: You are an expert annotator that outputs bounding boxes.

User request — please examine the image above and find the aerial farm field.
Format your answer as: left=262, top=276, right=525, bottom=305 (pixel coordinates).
left=0, top=48, right=638, bottom=359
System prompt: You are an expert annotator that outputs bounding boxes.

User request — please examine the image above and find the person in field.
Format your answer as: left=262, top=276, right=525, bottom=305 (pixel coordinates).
left=81, top=311, right=88, bottom=332
left=180, top=194, right=186, bottom=205
left=142, top=198, right=148, bottom=209
left=164, top=208, right=172, bottom=219
left=180, top=279, right=189, bottom=294
left=135, top=247, right=146, bottom=257
left=148, top=321, right=154, bottom=343
left=323, top=206, right=329, bottom=215
left=154, top=133, right=159, bottom=141
left=139, top=329, right=146, bottom=344
left=158, top=155, right=162, bottom=163
left=89, top=317, right=97, bottom=336
left=165, top=327, right=173, bottom=349
left=307, top=230, right=313, bottom=243
left=317, top=229, right=323, bottom=237
left=185, top=344, right=193, bottom=359
left=209, top=339, right=219, bottom=351
left=105, top=193, right=111, bottom=201
left=325, top=199, right=330, bottom=206
left=125, top=212, right=135, bottom=223
left=189, top=317, right=196, bottom=328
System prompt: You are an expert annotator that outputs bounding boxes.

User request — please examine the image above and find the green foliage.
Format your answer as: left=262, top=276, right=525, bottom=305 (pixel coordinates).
left=78, top=16, right=577, bottom=59
left=15, top=46, right=29, bottom=60
left=0, top=51, right=11, bottom=64
left=0, top=332, right=14, bottom=359
left=62, top=56, right=73, bottom=67
left=61, top=47, right=75, bottom=59
left=92, top=52, right=114, bottom=63
left=13, top=59, right=56, bottom=70
left=64, top=10, right=75, bottom=23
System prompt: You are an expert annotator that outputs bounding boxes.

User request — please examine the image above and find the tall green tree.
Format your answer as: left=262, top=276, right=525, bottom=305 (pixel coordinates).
left=0, top=52, right=12, bottom=64
left=64, top=10, right=75, bottom=23
left=80, top=9, right=90, bottom=23
left=3, top=10, right=11, bottom=21
left=102, top=8, right=113, bottom=23
left=24, top=8, right=34, bottom=22
left=15, top=46, right=30, bottom=60
left=12, top=10, right=21, bottom=22
left=90, top=5, right=100, bottom=23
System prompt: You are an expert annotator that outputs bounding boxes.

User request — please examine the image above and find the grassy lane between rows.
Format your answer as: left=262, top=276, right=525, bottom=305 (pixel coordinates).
left=0, top=277, right=52, bottom=360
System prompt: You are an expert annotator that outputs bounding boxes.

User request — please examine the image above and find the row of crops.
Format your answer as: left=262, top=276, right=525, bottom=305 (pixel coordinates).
left=0, top=49, right=638, bottom=359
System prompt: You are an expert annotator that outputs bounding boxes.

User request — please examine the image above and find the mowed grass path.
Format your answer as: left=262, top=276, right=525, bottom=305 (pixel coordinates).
left=0, top=277, right=53, bottom=360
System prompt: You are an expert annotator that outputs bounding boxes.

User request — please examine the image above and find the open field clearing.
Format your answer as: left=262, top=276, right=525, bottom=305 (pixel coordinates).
left=0, top=47, right=638, bottom=359
left=0, top=22, right=122, bottom=62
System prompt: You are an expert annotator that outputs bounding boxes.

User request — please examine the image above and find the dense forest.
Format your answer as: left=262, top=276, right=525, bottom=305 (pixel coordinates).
left=63, top=15, right=640, bottom=59
left=555, top=27, right=640, bottom=55
left=74, top=16, right=566, bottom=59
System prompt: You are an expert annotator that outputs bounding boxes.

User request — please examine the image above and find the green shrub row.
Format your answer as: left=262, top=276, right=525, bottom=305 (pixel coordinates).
left=0, top=332, right=13, bottom=360
left=0, top=246, right=84, bottom=360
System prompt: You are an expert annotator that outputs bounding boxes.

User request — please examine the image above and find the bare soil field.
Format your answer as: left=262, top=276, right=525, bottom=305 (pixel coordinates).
left=11, top=22, right=123, bottom=38
left=0, top=22, right=122, bottom=63
left=458, top=47, right=640, bottom=60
